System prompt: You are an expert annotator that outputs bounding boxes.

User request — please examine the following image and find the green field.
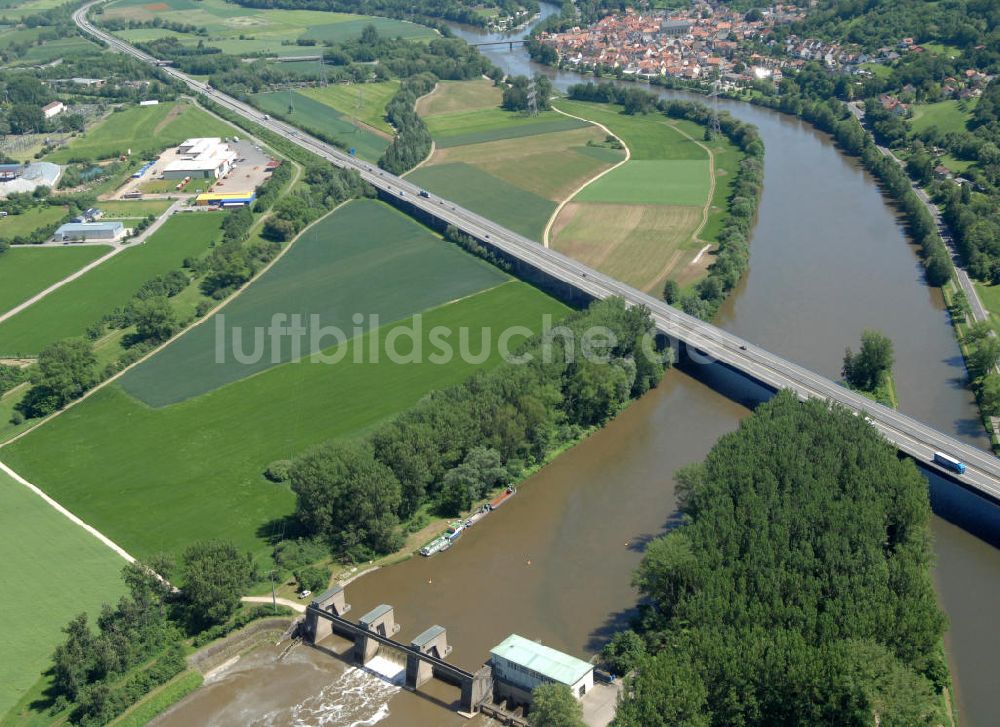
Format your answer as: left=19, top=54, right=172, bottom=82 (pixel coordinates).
left=119, top=200, right=508, bottom=405
left=0, top=245, right=111, bottom=316
left=428, top=109, right=589, bottom=148
left=104, top=0, right=434, bottom=54
left=17, top=36, right=101, bottom=63
left=575, top=159, right=711, bottom=206
left=251, top=91, right=388, bottom=161
left=554, top=100, right=708, bottom=161
left=407, top=162, right=557, bottom=240
left=0, top=206, right=68, bottom=240
left=0, top=469, right=126, bottom=718
left=910, top=99, right=976, bottom=135
left=46, top=101, right=236, bottom=163
left=97, top=199, right=174, bottom=218
left=0, top=215, right=222, bottom=355
left=2, top=281, right=567, bottom=560
left=298, top=81, right=400, bottom=134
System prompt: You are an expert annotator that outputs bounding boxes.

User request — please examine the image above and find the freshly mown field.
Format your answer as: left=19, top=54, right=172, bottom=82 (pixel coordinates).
left=298, top=81, right=400, bottom=134
left=104, top=0, right=434, bottom=54
left=251, top=91, right=388, bottom=161
left=416, top=79, right=502, bottom=117
left=0, top=205, right=67, bottom=239
left=2, top=281, right=568, bottom=560
left=0, top=245, right=111, bottom=316
left=119, top=200, right=508, bottom=406
left=549, top=99, right=731, bottom=293
left=407, top=162, right=557, bottom=240
left=46, top=101, right=236, bottom=163
left=0, top=215, right=222, bottom=355
left=0, top=469, right=125, bottom=718
left=550, top=202, right=703, bottom=290
left=910, top=99, right=976, bottom=135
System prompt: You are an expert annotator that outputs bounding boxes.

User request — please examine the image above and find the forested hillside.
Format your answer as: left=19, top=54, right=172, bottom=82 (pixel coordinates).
left=789, top=0, right=999, bottom=64
left=613, top=391, right=949, bottom=727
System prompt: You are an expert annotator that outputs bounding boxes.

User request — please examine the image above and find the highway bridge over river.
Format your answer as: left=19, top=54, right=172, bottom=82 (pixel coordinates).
left=75, top=2, right=1000, bottom=504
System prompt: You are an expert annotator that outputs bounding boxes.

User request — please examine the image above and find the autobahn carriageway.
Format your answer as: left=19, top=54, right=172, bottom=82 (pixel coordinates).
left=74, top=1, right=1000, bottom=504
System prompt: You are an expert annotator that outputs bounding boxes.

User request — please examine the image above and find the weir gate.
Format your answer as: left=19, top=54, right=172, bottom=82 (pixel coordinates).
left=303, top=585, right=493, bottom=713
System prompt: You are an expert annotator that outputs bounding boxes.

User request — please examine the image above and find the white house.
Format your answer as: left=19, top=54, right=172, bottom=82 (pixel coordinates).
left=42, top=101, right=65, bottom=119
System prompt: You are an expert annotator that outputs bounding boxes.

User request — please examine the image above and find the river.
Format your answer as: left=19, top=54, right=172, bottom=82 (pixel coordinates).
left=155, top=6, right=1000, bottom=726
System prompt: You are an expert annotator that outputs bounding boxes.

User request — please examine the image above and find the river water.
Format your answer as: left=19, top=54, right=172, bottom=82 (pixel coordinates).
left=155, top=7, right=1000, bottom=726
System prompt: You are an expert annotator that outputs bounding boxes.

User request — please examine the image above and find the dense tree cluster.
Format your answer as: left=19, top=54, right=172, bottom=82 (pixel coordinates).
left=501, top=74, right=552, bottom=113
left=842, top=329, right=895, bottom=393
left=613, top=391, right=948, bottom=727
left=17, top=338, right=98, bottom=418
left=379, top=74, right=435, bottom=175
left=260, top=163, right=369, bottom=242
left=530, top=683, right=585, bottom=727
left=47, top=540, right=261, bottom=724
left=49, top=561, right=181, bottom=726
left=289, top=298, right=667, bottom=559
left=567, top=83, right=765, bottom=320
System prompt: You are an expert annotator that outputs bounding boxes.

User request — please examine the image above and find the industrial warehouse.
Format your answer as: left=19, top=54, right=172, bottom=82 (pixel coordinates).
left=52, top=220, right=125, bottom=242
left=161, top=137, right=236, bottom=180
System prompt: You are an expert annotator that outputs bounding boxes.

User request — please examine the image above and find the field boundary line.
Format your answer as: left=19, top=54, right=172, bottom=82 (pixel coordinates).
left=668, top=121, right=716, bottom=246
left=543, top=104, right=631, bottom=248
left=0, top=245, right=120, bottom=325
left=0, top=191, right=342, bottom=451
left=404, top=82, right=440, bottom=175
left=639, top=122, right=717, bottom=292
left=0, top=459, right=135, bottom=563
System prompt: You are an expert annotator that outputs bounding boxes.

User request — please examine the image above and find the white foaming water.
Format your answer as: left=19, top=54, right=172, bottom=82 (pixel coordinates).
left=252, top=658, right=404, bottom=727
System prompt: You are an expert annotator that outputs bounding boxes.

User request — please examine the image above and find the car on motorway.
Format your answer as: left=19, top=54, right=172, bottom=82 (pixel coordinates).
left=419, top=190, right=430, bottom=198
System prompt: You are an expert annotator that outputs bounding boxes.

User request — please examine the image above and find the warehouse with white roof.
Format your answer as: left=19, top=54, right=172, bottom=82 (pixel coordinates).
left=489, top=634, right=594, bottom=705
left=162, top=137, right=236, bottom=180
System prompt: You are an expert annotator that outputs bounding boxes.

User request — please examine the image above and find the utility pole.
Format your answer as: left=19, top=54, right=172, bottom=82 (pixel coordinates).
left=527, top=77, right=538, bottom=117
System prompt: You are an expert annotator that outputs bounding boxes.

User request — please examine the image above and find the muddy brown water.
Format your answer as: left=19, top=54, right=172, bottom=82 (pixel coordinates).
left=154, top=8, right=1000, bottom=726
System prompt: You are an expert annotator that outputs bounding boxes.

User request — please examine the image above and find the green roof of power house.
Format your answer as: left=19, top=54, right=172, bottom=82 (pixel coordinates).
left=490, top=634, right=593, bottom=686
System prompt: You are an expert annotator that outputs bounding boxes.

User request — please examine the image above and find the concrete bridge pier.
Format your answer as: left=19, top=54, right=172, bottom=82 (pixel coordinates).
left=355, top=604, right=400, bottom=664
left=405, top=625, right=453, bottom=689
left=460, top=665, right=494, bottom=714
left=303, top=585, right=351, bottom=643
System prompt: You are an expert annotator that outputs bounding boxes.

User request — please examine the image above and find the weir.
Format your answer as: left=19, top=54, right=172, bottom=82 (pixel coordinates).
left=302, top=588, right=491, bottom=713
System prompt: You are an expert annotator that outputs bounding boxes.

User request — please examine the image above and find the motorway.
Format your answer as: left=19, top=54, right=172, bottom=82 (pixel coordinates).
left=75, top=2, right=1000, bottom=501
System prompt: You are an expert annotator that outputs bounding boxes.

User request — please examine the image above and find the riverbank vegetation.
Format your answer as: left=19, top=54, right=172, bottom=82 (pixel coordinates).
left=288, top=297, right=667, bottom=560
left=3, top=549, right=290, bottom=727
left=842, top=329, right=898, bottom=408
left=612, top=391, right=949, bottom=727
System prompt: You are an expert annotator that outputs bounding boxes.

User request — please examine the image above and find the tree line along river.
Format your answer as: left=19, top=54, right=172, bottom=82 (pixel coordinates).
left=154, top=6, right=1000, bottom=726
